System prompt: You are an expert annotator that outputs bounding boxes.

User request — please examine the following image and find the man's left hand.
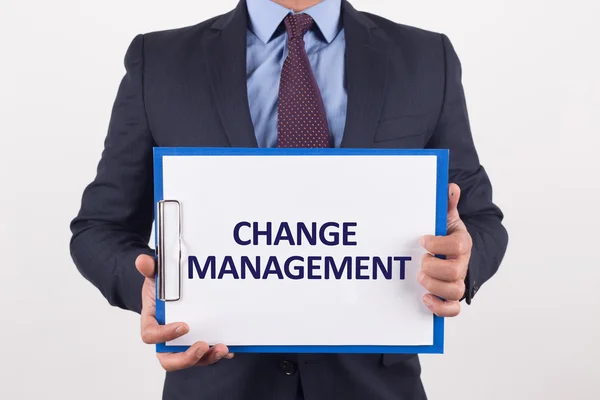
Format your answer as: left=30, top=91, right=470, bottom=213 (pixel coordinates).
left=418, top=183, right=472, bottom=317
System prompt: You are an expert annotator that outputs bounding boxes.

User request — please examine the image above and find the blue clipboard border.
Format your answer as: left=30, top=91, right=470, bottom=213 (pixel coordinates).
left=154, top=147, right=448, bottom=354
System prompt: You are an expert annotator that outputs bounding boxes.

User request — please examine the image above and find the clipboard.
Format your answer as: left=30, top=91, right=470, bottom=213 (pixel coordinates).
left=154, top=147, right=448, bottom=354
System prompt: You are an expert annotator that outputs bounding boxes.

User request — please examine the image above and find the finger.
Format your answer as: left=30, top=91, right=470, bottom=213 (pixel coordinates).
left=418, top=272, right=465, bottom=301
left=158, top=342, right=210, bottom=372
left=141, top=319, right=189, bottom=345
left=447, top=183, right=461, bottom=220
left=421, top=231, right=471, bottom=257
left=136, top=254, right=156, bottom=279
left=196, top=343, right=231, bottom=366
left=141, top=278, right=156, bottom=310
left=421, top=253, right=467, bottom=282
left=423, top=295, right=461, bottom=317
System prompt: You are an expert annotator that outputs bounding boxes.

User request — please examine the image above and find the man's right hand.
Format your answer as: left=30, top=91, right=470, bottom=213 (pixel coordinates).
left=135, top=254, right=233, bottom=371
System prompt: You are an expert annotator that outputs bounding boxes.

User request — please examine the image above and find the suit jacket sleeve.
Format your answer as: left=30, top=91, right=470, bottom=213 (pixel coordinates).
left=70, top=34, right=155, bottom=314
left=427, top=34, right=509, bottom=304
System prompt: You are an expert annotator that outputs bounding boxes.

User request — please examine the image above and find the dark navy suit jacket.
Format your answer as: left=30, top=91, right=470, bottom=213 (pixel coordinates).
left=70, top=1, right=508, bottom=399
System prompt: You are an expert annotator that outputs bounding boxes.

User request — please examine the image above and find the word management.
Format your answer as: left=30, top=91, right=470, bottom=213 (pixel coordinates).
left=188, top=221, right=413, bottom=281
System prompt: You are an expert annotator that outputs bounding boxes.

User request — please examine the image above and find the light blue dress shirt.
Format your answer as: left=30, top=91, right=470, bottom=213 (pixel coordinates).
left=246, top=0, right=346, bottom=148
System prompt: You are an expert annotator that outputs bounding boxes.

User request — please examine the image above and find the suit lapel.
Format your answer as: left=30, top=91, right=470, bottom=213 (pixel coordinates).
left=200, top=0, right=390, bottom=149
left=202, top=1, right=258, bottom=148
left=340, top=1, right=391, bottom=148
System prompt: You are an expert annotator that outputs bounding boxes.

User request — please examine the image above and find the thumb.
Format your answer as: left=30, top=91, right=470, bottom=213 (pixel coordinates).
left=448, top=183, right=461, bottom=223
left=136, top=254, right=156, bottom=279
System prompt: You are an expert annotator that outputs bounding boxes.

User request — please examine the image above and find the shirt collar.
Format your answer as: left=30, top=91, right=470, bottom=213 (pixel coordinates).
left=246, top=0, right=342, bottom=44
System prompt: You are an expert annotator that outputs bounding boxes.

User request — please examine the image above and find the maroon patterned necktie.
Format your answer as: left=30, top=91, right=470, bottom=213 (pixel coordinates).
left=277, top=14, right=332, bottom=148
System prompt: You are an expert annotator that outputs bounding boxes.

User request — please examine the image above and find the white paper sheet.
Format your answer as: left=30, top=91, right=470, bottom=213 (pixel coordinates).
left=160, top=154, right=438, bottom=347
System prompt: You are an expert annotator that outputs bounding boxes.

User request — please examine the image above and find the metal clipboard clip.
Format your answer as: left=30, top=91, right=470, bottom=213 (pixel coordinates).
left=157, top=200, right=182, bottom=302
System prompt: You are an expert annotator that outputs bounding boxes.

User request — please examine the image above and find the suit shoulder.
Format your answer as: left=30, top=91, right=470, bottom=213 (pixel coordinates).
left=139, top=14, right=222, bottom=49
left=360, top=12, right=444, bottom=48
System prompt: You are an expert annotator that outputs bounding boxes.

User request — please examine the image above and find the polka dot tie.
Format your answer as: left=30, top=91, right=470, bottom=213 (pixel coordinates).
left=277, top=14, right=333, bottom=148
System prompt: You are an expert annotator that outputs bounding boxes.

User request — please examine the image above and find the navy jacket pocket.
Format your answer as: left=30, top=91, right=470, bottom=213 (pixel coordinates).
left=374, top=114, right=433, bottom=144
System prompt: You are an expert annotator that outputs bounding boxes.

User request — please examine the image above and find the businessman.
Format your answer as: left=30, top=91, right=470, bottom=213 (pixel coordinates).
left=70, top=0, right=508, bottom=399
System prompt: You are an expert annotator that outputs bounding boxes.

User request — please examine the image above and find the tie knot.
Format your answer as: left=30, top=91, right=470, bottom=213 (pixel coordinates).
left=284, top=13, right=314, bottom=40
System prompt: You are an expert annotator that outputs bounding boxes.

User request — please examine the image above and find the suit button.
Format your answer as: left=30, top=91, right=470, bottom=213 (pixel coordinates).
left=278, top=360, right=297, bottom=376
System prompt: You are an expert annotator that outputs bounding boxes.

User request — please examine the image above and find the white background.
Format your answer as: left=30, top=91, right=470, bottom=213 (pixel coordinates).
left=1, top=0, right=599, bottom=399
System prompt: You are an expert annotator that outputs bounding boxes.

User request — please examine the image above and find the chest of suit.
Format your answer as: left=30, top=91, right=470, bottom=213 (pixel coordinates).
left=141, top=21, right=444, bottom=151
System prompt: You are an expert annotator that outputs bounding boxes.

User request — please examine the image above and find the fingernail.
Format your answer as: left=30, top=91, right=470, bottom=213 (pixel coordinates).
left=215, top=352, right=224, bottom=360
left=225, top=353, right=234, bottom=359
left=423, top=296, right=433, bottom=307
left=419, top=236, right=426, bottom=248
left=417, top=271, right=425, bottom=283
left=196, top=349, right=205, bottom=358
left=175, top=325, right=186, bottom=334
